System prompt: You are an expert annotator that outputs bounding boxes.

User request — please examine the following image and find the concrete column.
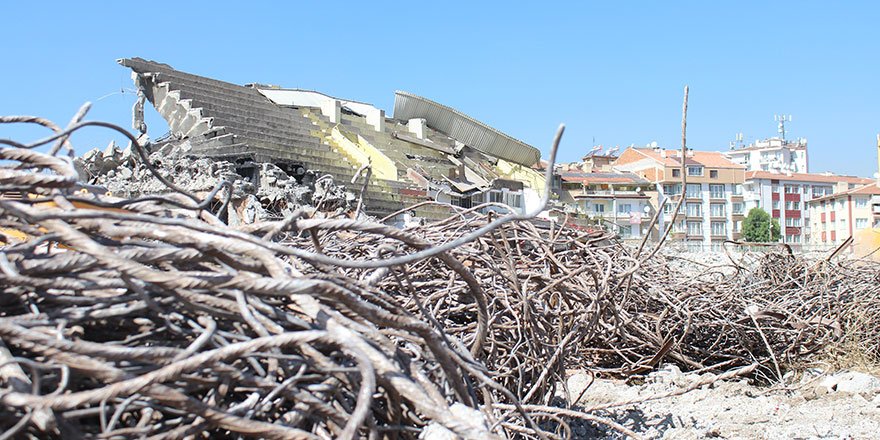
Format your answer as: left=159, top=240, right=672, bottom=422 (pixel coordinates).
left=407, top=118, right=427, bottom=139
left=366, top=109, right=385, bottom=132
left=320, top=99, right=341, bottom=123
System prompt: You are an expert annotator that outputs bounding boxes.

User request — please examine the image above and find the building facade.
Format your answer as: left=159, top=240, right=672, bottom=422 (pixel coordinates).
left=724, top=138, right=808, bottom=173
left=807, top=183, right=880, bottom=245
left=557, top=172, right=653, bottom=239
left=614, top=148, right=745, bottom=251
left=743, top=171, right=874, bottom=244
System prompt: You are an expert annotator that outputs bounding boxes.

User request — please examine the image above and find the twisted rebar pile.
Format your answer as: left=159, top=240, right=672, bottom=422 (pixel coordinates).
left=1, top=108, right=878, bottom=439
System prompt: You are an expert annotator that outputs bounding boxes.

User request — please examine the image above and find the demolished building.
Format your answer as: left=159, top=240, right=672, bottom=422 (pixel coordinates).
left=103, top=58, right=546, bottom=224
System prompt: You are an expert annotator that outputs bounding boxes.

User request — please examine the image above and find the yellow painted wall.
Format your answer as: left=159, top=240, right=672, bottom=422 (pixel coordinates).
left=496, top=159, right=546, bottom=192
left=329, top=126, right=398, bottom=181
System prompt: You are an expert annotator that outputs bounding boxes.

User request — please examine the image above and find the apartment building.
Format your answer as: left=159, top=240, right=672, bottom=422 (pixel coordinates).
left=743, top=171, right=874, bottom=244
left=556, top=172, right=653, bottom=239
left=614, top=148, right=745, bottom=251
left=724, top=137, right=808, bottom=173
left=807, top=183, right=880, bottom=245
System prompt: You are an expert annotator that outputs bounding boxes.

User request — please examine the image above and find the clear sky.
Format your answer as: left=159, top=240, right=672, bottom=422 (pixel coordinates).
left=2, top=1, right=878, bottom=177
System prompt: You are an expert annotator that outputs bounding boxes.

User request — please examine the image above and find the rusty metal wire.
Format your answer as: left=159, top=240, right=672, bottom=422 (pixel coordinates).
left=1, top=107, right=879, bottom=439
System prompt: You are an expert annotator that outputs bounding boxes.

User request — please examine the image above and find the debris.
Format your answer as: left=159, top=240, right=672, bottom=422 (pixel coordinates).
left=73, top=138, right=354, bottom=223
left=2, top=109, right=880, bottom=439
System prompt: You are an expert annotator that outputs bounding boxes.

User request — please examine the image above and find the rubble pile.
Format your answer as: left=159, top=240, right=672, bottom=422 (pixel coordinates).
left=74, top=139, right=355, bottom=224
left=1, top=113, right=879, bottom=439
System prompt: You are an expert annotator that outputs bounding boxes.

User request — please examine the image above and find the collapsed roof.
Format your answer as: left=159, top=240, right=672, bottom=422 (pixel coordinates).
left=393, top=91, right=541, bottom=167
left=117, top=58, right=545, bottom=219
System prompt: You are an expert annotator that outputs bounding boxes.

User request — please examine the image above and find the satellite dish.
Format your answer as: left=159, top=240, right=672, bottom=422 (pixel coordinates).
left=650, top=141, right=658, bottom=148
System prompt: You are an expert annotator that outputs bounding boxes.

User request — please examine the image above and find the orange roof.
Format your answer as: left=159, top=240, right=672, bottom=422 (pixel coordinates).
left=627, top=148, right=744, bottom=169
left=746, top=171, right=874, bottom=185
left=809, top=182, right=880, bottom=203
left=850, top=183, right=880, bottom=195
left=560, top=172, right=648, bottom=185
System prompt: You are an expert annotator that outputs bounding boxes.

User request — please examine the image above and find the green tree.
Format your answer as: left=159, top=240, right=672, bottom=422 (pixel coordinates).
left=742, top=207, right=781, bottom=242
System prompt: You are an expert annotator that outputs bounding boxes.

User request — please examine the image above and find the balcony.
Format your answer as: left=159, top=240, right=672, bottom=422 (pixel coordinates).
left=771, top=193, right=780, bottom=201
left=579, top=189, right=647, bottom=198
left=785, top=227, right=801, bottom=236
left=772, top=209, right=780, bottom=218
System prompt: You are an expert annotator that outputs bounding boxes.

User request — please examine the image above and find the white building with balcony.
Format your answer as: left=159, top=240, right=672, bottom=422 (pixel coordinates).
left=557, top=172, right=653, bottom=239
left=724, top=138, right=809, bottom=173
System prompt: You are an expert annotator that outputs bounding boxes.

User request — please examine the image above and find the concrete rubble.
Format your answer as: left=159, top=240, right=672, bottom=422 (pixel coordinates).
left=564, top=366, right=880, bottom=439
left=73, top=138, right=355, bottom=225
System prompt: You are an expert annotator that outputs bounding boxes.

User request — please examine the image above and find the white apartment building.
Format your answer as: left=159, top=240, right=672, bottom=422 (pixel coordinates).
left=614, top=148, right=745, bottom=251
left=743, top=171, right=874, bottom=244
left=807, top=183, right=880, bottom=245
left=724, top=138, right=809, bottom=173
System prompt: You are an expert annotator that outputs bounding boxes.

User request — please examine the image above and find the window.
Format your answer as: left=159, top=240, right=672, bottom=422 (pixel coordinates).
left=734, top=221, right=742, bottom=232
left=663, top=203, right=682, bottom=215
left=855, top=198, right=868, bottom=208
left=687, top=166, right=703, bottom=176
left=617, top=203, right=632, bottom=214
left=732, top=202, right=743, bottom=215
left=733, top=184, right=743, bottom=196
left=687, top=242, right=704, bottom=252
left=687, top=221, right=702, bottom=235
left=785, top=201, right=800, bottom=210
left=711, top=221, right=726, bottom=236
left=772, top=200, right=780, bottom=210
left=784, top=185, right=799, bottom=194
left=686, top=184, right=702, bottom=198
left=594, top=204, right=605, bottom=213
left=772, top=185, right=780, bottom=193
left=856, top=218, right=869, bottom=229
left=489, top=191, right=503, bottom=203
left=672, top=169, right=680, bottom=178
left=709, top=184, right=725, bottom=199
left=506, top=193, right=522, bottom=208
left=663, top=184, right=681, bottom=195
left=686, top=202, right=702, bottom=217
left=672, top=221, right=685, bottom=233
left=813, top=187, right=832, bottom=198
left=709, top=169, right=719, bottom=179
left=785, top=234, right=801, bottom=243
left=710, top=203, right=725, bottom=217
left=785, top=217, right=802, bottom=227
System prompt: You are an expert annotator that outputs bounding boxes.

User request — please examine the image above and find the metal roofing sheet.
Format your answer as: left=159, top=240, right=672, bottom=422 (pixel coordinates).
left=393, top=91, right=541, bottom=166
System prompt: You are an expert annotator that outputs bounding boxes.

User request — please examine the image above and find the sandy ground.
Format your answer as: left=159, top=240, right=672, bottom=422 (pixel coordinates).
left=563, top=366, right=880, bottom=439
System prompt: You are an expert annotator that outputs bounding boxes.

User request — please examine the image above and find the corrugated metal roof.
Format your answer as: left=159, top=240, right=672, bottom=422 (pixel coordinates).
left=393, top=91, right=541, bottom=166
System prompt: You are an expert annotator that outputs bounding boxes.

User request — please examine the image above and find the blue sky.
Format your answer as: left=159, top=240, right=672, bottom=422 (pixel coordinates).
left=2, top=1, right=878, bottom=177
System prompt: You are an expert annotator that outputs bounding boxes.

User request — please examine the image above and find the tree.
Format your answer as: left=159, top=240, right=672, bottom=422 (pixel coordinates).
left=742, top=207, right=781, bottom=242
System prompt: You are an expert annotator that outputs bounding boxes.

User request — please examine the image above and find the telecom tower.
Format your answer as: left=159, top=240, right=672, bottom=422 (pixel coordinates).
left=774, top=114, right=792, bottom=141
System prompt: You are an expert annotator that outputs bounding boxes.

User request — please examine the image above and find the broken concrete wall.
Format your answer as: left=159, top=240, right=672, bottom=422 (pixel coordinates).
left=74, top=139, right=355, bottom=224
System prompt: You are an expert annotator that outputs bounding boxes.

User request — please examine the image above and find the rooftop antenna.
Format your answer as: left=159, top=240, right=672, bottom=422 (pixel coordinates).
left=774, top=114, right=792, bottom=141
left=729, top=132, right=744, bottom=150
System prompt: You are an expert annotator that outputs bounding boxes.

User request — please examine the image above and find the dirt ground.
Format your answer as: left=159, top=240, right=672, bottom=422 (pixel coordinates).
left=564, top=366, right=880, bottom=439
